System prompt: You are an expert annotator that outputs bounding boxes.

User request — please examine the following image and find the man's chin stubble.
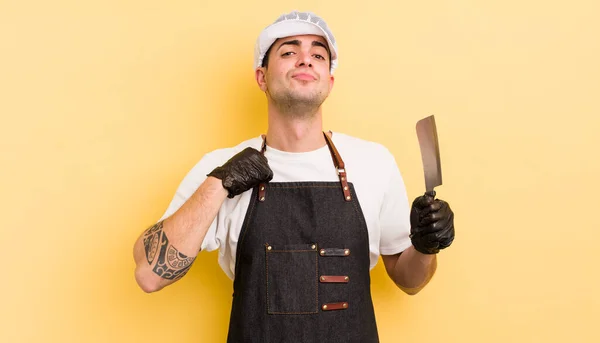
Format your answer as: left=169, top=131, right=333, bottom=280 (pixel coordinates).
left=269, top=90, right=326, bottom=119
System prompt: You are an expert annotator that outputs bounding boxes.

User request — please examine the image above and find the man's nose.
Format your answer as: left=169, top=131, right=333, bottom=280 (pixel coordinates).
left=295, top=51, right=313, bottom=68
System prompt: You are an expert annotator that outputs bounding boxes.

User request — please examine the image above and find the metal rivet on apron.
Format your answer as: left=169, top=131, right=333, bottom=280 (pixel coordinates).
left=311, top=244, right=316, bottom=250
left=344, top=249, right=350, bottom=256
left=322, top=305, right=328, bottom=310
left=345, top=276, right=349, bottom=281
left=319, top=249, right=325, bottom=256
left=267, top=246, right=272, bottom=251
left=341, top=177, right=345, bottom=181
left=260, top=196, right=265, bottom=201
left=320, top=276, right=325, bottom=281
left=344, top=186, right=348, bottom=191
left=343, top=303, right=348, bottom=308
left=346, top=195, right=351, bottom=200
left=260, top=186, right=265, bottom=191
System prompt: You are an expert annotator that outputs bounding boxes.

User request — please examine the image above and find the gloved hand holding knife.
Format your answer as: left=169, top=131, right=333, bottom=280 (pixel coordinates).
left=410, top=190, right=454, bottom=254
left=411, top=115, right=455, bottom=254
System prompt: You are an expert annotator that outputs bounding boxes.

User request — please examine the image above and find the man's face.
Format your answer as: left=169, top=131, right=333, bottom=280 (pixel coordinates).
left=256, top=34, right=335, bottom=113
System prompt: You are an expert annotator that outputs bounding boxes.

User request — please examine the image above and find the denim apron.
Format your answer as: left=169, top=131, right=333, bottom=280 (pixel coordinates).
left=226, top=132, right=379, bottom=342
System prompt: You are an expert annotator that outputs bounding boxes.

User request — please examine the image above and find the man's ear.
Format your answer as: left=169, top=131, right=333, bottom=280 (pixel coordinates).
left=328, top=74, right=335, bottom=92
left=255, top=68, right=268, bottom=92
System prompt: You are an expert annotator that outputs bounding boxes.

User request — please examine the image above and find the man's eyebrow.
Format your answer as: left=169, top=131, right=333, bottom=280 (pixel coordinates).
left=312, top=40, right=328, bottom=51
left=275, top=39, right=330, bottom=61
left=277, top=39, right=301, bottom=50
left=277, top=39, right=329, bottom=53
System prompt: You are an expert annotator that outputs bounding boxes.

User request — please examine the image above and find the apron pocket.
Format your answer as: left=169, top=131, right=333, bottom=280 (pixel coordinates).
left=265, top=243, right=318, bottom=315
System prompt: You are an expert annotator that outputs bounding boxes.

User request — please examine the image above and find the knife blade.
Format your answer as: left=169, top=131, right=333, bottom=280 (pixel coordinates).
left=416, top=115, right=442, bottom=193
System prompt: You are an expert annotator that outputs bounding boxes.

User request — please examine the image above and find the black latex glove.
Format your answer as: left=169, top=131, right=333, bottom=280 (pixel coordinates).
left=409, top=191, right=455, bottom=254
left=207, top=147, right=273, bottom=198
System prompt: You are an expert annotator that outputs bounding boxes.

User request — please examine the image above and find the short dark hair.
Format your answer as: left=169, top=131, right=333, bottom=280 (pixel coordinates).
left=261, top=42, right=332, bottom=72
left=261, top=44, right=275, bottom=68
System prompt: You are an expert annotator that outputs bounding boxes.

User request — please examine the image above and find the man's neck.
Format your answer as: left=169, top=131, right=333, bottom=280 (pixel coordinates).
left=265, top=104, right=326, bottom=153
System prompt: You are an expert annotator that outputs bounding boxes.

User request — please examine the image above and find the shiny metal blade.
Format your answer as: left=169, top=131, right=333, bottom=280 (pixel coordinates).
left=416, top=115, right=442, bottom=192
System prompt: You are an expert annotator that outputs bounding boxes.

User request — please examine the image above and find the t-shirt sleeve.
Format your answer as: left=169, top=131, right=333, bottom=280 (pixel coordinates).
left=157, top=151, right=226, bottom=252
left=378, top=153, right=413, bottom=255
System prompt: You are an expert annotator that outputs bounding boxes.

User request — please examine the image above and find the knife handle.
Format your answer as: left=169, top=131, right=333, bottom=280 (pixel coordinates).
left=425, top=190, right=436, bottom=199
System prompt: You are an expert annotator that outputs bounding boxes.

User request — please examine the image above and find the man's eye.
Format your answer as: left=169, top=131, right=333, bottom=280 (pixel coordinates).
left=314, top=54, right=325, bottom=60
left=281, top=52, right=294, bottom=56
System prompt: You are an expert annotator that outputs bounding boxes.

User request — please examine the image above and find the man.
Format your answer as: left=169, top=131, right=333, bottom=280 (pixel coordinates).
left=133, top=10, right=455, bottom=342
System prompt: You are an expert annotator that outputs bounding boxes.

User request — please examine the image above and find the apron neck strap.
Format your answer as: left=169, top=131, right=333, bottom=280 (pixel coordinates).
left=323, top=131, right=344, bottom=171
left=259, top=132, right=342, bottom=168
left=258, top=131, right=352, bottom=202
left=260, top=134, right=267, bottom=154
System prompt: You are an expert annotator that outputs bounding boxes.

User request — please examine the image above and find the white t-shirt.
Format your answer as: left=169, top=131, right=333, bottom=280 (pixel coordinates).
left=159, top=132, right=412, bottom=280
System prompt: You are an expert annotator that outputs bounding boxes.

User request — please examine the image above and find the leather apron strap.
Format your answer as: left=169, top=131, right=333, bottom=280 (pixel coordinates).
left=257, top=131, right=351, bottom=202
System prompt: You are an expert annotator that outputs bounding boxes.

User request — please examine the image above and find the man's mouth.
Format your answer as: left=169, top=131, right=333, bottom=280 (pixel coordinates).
left=292, top=73, right=317, bottom=81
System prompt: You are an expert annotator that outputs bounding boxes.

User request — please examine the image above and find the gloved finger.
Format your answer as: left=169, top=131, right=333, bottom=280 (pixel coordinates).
left=438, top=227, right=455, bottom=249
left=419, top=212, right=442, bottom=226
left=410, top=224, right=428, bottom=236
left=415, top=223, right=444, bottom=236
left=413, top=221, right=444, bottom=236
left=417, top=210, right=453, bottom=234
left=254, top=157, right=274, bottom=177
left=243, top=149, right=274, bottom=180
left=430, top=211, right=453, bottom=231
left=412, top=194, right=435, bottom=209
left=419, top=200, right=450, bottom=224
left=422, top=224, right=453, bottom=247
left=418, top=201, right=443, bottom=218
left=433, top=218, right=453, bottom=237
left=421, top=232, right=441, bottom=249
left=424, top=190, right=436, bottom=198
left=420, top=211, right=453, bottom=229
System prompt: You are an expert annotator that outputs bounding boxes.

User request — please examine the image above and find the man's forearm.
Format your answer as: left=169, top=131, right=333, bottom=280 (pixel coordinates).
left=133, top=176, right=228, bottom=292
left=383, top=246, right=437, bottom=295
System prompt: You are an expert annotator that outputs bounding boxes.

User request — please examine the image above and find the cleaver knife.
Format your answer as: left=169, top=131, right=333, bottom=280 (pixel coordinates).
left=416, top=115, right=442, bottom=194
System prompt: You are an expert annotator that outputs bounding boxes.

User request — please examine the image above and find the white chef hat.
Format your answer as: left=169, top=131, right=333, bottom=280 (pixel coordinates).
left=254, top=10, right=338, bottom=74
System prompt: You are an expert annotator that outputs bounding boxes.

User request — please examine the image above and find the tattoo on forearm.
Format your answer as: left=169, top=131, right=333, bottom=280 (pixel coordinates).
left=143, top=222, right=163, bottom=265
left=142, top=221, right=196, bottom=280
left=153, top=232, right=196, bottom=280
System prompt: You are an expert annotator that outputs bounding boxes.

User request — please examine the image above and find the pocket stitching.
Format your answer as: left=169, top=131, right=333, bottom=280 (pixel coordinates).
left=266, top=247, right=318, bottom=315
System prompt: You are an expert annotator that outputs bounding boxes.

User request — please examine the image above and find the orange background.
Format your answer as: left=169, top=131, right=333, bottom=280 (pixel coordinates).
left=1, top=1, right=599, bottom=342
